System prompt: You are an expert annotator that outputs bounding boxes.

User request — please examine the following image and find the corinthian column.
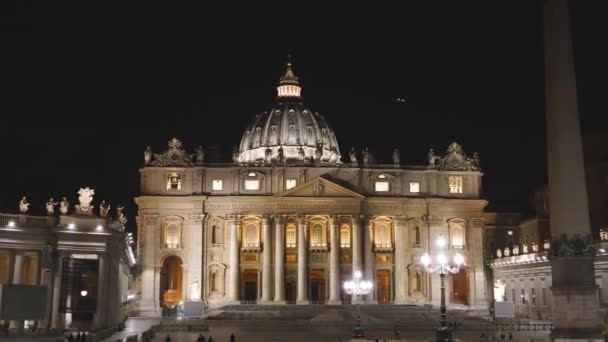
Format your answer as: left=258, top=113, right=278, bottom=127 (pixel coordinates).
left=274, top=216, right=286, bottom=303
left=394, top=216, right=408, bottom=303
left=328, top=216, right=341, bottom=304
left=363, top=216, right=376, bottom=303
left=227, top=215, right=240, bottom=303
left=261, top=216, right=272, bottom=302
left=296, top=217, right=308, bottom=304
left=351, top=216, right=363, bottom=304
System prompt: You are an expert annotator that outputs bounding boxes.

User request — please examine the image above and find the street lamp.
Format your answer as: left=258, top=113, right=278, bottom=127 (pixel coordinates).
left=343, top=270, right=373, bottom=339
left=420, top=235, right=464, bottom=342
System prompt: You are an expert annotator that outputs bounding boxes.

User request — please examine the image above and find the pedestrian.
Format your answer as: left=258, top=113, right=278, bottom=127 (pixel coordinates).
left=81, top=332, right=87, bottom=342
left=165, top=334, right=172, bottom=342
left=197, top=333, right=206, bottom=342
left=230, top=332, right=235, bottom=342
left=508, top=332, right=513, bottom=340
left=394, top=325, right=400, bottom=338
left=500, top=332, right=505, bottom=340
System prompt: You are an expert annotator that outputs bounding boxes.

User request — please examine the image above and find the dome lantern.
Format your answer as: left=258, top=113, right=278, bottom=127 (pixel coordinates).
left=277, top=60, right=302, bottom=98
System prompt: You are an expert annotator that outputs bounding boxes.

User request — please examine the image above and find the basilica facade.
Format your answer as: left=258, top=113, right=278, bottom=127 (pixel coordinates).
left=134, top=63, right=490, bottom=315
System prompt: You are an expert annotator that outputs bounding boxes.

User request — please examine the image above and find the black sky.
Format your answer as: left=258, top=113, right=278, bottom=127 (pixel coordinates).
left=1, top=2, right=606, bottom=232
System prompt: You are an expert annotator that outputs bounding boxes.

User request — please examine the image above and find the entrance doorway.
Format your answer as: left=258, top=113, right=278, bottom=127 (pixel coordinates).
left=160, top=255, right=183, bottom=305
left=376, top=270, right=390, bottom=304
left=285, top=280, right=296, bottom=302
left=451, top=269, right=468, bottom=305
left=310, top=269, right=325, bottom=303
left=242, top=269, right=258, bottom=302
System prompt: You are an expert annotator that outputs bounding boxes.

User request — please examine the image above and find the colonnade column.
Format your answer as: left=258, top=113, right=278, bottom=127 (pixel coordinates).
left=363, top=216, right=376, bottom=303
left=228, top=215, right=240, bottom=303
left=50, top=251, right=65, bottom=330
left=274, top=216, right=285, bottom=303
left=260, top=215, right=272, bottom=302
left=328, top=216, right=341, bottom=304
left=93, top=253, right=109, bottom=330
left=394, top=216, right=408, bottom=303
left=296, top=216, right=308, bottom=304
left=9, top=252, right=25, bottom=334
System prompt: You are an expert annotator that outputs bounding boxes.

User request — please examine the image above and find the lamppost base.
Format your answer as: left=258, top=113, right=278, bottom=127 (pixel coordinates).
left=435, top=326, right=453, bottom=342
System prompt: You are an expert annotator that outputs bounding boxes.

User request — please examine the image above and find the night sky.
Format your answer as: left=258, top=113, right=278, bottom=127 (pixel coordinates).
left=1, top=2, right=606, bottom=233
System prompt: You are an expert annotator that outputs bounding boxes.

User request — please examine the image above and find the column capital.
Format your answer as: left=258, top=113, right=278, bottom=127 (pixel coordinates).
left=226, top=214, right=241, bottom=222
left=328, top=215, right=339, bottom=226
left=273, top=215, right=287, bottom=225
left=261, top=215, right=271, bottom=225
left=394, top=215, right=408, bottom=226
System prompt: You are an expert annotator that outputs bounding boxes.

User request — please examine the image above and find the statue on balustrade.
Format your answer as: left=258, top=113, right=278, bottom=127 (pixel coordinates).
left=277, top=146, right=285, bottom=163
left=75, top=187, right=95, bottom=215
left=99, top=200, right=111, bottom=218
left=195, top=146, right=204, bottom=165
left=59, top=197, right=69, bottom=215
left=46, top=197, right=58, bottom=216
left=117, top=205, right=127, bottom=227
left=427, top=148, right=441, bottom=167
left=362, top=147, right=371, bottom=165
left=19, top=196, right=29, bottom=213
left=504, top=247, right=510, bottom=257
left=232, top=146, right=240, bottom=164
left=496, top=248, right=502, bottom=258
left=144, top=146, right=152, bottom=165
left=297, top=145, right=305, bottom=161
left=315, top=143, right=323, bottom=162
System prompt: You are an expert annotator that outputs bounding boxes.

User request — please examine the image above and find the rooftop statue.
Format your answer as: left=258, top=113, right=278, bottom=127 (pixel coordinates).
left=297, top=145, right=306, bottom=161
left=277, top=146, right=285, bottom=163
left=362, top=147, right=371, bottom=165
left=392, top=148, right=400, bottom=166
left=149, top=138, right=194, bottom=167
left=315, top=143, right=323, bottom=162
left=232, top=147, right=240, bottom=164
left=195, top=146, right=204, bottom=165
left=19, top=196, right=29, bottom=213
left=75, top=187, right=95, bottom=215
left=46, top=197, right=58, bottom=216
left=427, top=148, right=441, bottom=168
left=349, top=147, right=358, bottom=165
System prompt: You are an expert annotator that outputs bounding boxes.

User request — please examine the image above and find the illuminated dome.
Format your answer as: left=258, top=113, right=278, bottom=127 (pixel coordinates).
left=238, top=62, right=341, bottom=165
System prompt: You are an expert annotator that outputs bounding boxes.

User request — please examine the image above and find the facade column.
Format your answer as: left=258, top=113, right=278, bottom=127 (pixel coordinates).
left=9, top=252, right=25, bottom=335
left=50, top=251, right=65, bottom=330
left=227, top=215, right=240, bottom=303
left=296, top=216, right=309, bottom=304
left=93, top=254, right=109, bottom=330
left=363, top=216, right=376, bottom=303
left=38, top=265, right=54, bottom=332
left=328, top=216, right=341, bottom=304
left=394, top=216, right=408, bottom=303
left=544, top=0, right=602, bottom=338
left=261, top=215, right=272, bottom=302
left=351, top=216, right=363, bottom=304
left=274, top=216, right=286, bottom=303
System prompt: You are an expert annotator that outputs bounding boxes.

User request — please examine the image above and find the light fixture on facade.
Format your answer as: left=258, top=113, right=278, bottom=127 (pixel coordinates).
left=68, top=223, right=76, bottom=229
left=96, top=225, right=103, bottom=231
left=7, top=221, right=15, bottom=227
left=248, top=172, right=256, bottom=177
left=80, top=290, right=88, bottom=297
left=507, top=230, right=513, bottom=236
left=127, top=294, right=135, bottom=300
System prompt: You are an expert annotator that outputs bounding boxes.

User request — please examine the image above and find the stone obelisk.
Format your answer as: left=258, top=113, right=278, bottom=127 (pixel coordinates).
left=544, top=0, right=602, bottom=339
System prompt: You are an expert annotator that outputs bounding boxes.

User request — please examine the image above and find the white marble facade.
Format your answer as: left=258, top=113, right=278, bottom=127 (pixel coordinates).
left=133, top=63, right=490, bottom=315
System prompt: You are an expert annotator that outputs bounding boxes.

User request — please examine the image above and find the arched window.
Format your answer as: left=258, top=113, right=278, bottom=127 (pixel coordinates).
left=450, top=224, right=465, bottom=248
left=286, top=224, right=297, bottom=248
left=165, top=223, right=181, bottom=249
left=243, top=223, right=259, bottom=248
left=340, top=225, right=350, bottom=248
left=375, top=223, right=391, bottom=249
left=310, top=223, right=325, bottom=247
left=411, top=226, right=421, bottom=247
left=212, top=225, right=222, bottom=245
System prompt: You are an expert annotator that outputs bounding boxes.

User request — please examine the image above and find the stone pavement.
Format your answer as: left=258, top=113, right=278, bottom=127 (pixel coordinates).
left=100, top=317, right=160, bottom=342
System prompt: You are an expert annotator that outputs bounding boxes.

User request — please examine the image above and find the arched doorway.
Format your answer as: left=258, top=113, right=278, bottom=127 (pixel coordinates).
left=242, top=269, right=258, bottom=302
left=451, top=269, right=468, bottom=305
left=376, top=270, right=391, bottom=304
left=310, top=269, right=325, bottom=303
left=160, top=255, right=183, bottom=305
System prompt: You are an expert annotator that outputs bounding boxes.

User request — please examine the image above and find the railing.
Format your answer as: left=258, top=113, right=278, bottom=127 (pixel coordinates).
left=26, top=215, right=52, bottom=226
left=0, top=214, right=18, bottom=226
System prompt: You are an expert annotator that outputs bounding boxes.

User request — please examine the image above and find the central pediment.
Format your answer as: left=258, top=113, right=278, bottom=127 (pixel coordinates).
left=274, top=177, right=364, bottom=199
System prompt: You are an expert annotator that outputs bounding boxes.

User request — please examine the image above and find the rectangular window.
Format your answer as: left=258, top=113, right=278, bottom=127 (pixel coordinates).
left=166, top=173, right=182, bottom=190
left=531, top=288, right=536, bottom=305
left=285, top=179, right=297, bottom=190
left=212, top=179, right=223, bottom=191
left=409, top=181, right=420, bottom=193
left=448, top=176, right=463, bottom=194
left=377, top=254, right=389, bottom=263
left=244, top=179, right=260, bottom=191
left=244, top=254, right=257, bottom=262
left=341, top=254, right=351, bottom=263
left=375, top=181, right=390, bottom=192
left=521, top=288, right=527, bottom=304
left=542, top=287, right=549, bottom=306
left=286, top=253, right=297, bottom=263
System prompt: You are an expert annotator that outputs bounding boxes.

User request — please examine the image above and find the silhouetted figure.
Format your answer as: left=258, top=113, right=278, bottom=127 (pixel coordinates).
left=81, top=332, right=87, bottom=342
left=165, top=334, right=172, bottom=342
left=500, top=332, right=505, bottom=340
left=394, top=325, right=400, bottom=338
left=230, top=333, right=235, bottom=342
left=65, top=333, right=74, bottom=342
left=197, top=334, right=206, bottom=342
left=77, top=332, right=82, bottom=342
left=509, top=332, right=513, bottom=340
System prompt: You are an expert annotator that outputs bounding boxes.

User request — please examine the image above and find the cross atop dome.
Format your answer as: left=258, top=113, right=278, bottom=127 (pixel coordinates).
left=277, top=55, right=302, bottom=98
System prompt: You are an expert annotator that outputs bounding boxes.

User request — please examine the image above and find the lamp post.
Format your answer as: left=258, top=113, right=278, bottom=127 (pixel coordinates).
left=420, top=235, right=464, bottom=342
left=343, top=270, right=373, bottom=339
